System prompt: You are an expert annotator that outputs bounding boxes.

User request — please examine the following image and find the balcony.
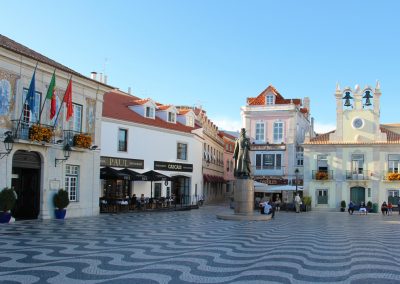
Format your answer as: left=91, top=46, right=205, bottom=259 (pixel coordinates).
left=64, top=130, right=92, bottom=149
left=345, top=170, right=370, bottom=180
left=383, top=172, right=400, bottom=182
left=11, top=120, right=55, bottom=143
left=312, top=170, right=333, bottom=180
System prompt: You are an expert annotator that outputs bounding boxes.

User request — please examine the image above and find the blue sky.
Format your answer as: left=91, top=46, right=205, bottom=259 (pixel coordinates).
left=3, top=0, right=400, bottom=133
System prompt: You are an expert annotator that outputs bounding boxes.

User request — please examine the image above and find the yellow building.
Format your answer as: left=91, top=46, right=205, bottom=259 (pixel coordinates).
left=303, top=82, right=400, bottom=210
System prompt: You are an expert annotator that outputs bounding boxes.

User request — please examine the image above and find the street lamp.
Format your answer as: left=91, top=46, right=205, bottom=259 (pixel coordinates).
left=55, top=143, right=72, bottom=167
left=295, top=168, right=299, bottom=194
left=0, top=131, right=14, bottom=159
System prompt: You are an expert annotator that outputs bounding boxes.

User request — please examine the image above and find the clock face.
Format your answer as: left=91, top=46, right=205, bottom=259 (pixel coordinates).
left=352, top=118, right=364, bottom=129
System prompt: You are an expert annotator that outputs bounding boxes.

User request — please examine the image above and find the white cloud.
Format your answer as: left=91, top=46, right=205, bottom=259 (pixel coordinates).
left=314, top=122, right=335, bottom=134
left=212, top=117, right=242, bottom=132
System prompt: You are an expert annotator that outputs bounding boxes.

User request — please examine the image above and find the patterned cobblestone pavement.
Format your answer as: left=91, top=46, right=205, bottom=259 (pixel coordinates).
left=1, top=206, right=400, bottom=284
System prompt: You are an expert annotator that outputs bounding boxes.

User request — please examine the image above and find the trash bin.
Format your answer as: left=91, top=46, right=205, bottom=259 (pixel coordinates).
left=372, top=203, right=379, bottom=213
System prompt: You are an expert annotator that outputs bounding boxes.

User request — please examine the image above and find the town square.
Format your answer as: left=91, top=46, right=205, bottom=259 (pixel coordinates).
left=2, top=1, right=400, bottom=283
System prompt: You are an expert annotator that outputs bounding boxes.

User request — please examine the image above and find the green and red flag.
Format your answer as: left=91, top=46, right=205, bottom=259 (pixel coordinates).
left=46, top=71, right=56, bottom=119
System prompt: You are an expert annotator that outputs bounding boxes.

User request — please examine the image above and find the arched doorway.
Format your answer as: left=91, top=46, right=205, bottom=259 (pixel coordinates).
left=350, top=186, right=365, bottom=206
left=12, top=150, right=41, bottom=220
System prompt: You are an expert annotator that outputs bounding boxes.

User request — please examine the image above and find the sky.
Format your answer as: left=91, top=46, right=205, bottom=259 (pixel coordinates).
left=2, top=0, right=400, bottom=133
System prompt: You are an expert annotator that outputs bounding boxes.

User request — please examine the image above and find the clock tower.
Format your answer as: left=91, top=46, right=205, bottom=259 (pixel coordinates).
left=330, top=81, right=387, bottom=143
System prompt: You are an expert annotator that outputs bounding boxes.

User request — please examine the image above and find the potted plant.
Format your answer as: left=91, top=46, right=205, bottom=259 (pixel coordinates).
left=367, top=201, right=373, bottom=213
left=302, top=196, right=312, bottom=212
left=0, top=187, right=17, bottom=223
left=53, top=189, right=70, bottom=219
left=340, top=200, right=346, bottom=212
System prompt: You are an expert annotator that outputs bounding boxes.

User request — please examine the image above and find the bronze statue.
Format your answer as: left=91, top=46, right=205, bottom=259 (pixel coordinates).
left=233, top=128, right=251, bottom=178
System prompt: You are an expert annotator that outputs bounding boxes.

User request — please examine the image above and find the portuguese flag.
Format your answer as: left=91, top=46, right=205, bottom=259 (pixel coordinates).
left=46, top=71, right=56, bottom=119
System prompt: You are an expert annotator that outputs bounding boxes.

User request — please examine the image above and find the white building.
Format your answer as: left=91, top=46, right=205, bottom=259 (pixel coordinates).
left=0, top=34, right=112, bottom=219
left=100, top=90, right=203, bottom=205
left=303, top=82, right=400, bottom=209
left=241, top=85, right=312, bottom=203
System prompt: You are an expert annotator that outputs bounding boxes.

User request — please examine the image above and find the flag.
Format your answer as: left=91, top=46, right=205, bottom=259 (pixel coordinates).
left=26, top=70, right=36, bottom=114
left=46, top=71, right=56, bottom=119
left=64, top=79, right=73, bottom=121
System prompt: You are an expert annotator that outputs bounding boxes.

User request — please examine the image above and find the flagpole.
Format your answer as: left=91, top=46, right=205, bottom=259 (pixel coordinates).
left=15, top=62, right=39, bottom=138
left=38, top=69, right=56, bottom=126
left=53, top=75, right=72, bottom=129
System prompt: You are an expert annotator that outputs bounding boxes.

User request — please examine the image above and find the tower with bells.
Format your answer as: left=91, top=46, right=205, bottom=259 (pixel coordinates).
left=330, top=81, right=387, bottom=143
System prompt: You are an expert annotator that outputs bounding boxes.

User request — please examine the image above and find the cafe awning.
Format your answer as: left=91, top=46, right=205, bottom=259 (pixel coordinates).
left=203, top=174, right=225, bottom=183
left=142, top=170, right=172, bottom=181
left=100, top=167, right=130, bottom=180
left=119, top=168, right=148, bottom=181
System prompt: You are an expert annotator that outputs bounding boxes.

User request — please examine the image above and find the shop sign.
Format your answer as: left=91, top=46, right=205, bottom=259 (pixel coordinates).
left=100, top=156, right=144, bottom=169
left=154, top=161, right=193, bottom=172
left=255, top=177, right=288, bottom=185
left=250, top=144, right=286, bottom=151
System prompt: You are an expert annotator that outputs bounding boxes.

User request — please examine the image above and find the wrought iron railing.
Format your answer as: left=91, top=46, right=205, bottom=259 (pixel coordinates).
left=11, top=119, right=56, bottom=143
left=63, top=130, right=92, bottom=149
left=345, top=170, right=370, bottom=180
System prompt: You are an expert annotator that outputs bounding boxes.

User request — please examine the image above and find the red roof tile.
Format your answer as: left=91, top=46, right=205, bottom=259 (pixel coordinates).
left=103, top=91, right=199, bottom=133
left=381, top=126, right=400, bottom=142
left=247, top=85, right=302, bottom=106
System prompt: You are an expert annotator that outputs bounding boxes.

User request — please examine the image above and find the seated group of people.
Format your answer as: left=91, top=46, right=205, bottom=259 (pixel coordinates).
left=348, top=201, right=394, bottom=215
left=380, top=201, right=393, bottom=215
left=348, top=201, right=367, bottom=215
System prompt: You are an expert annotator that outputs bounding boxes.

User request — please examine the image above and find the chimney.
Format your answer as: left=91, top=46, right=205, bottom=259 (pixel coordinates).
left=104, top=75, right=108, bottom=84
left=128, top=87, right=132, bottom=95
left=99, top=73, right=103, bottom=83
left=90, top=72, right=97, bottom=80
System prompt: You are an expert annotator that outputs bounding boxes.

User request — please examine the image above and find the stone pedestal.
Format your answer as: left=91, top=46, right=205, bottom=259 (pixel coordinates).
left=234, top=178, right=254, bottom=215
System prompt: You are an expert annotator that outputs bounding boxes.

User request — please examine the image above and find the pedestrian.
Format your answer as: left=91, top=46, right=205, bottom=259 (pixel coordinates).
left=381, top=201, right=388, bottom=215
left=359, top=202, right=367, bottom=215
left=294, top=193, right=302, bottom=213
left=275, top=195, right=281, bottom=212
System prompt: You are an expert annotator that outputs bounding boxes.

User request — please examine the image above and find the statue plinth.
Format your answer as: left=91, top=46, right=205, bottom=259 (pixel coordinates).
left=234, top=178, right=254, bottom=215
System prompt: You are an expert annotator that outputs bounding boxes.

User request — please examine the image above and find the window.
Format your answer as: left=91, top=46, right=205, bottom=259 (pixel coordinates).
left=168, top=112, right=176, bottom=123
left=273, top=121, right=283, bottom=143
left=296, top=146, right=304, bottom=166
left=388, top=154, right=400, bottom=173
left=388, top=190, right=399, bottom=205
left=145, top=106, right=154, bottom=118
left=351, top=154, right=364, bottom=174
left=317, top=154, right=328, bottom=171
left=256, top=153, right=282, bottom=170
left=177, top=142, right=187, bottom=160
left=266, top=95, right=274, bottom=105
left=255, top=122, right=265, bottom=142
left=154, top=183, right=162, bottom=198
left=187, top=116, right=194, bottom=127
left=65, top=165, right=79, bottom=202
left=68, top=104, right=82, bottom=132
left=22, top=88, right=41, bottom=123
left=118, top=129, right=128, bottom=152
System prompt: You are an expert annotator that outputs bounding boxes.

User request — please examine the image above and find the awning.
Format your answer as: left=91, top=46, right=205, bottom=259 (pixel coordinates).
left=100, top=167, right=130, bottom=180
left=254, top=182, right=303, bottom=193
left=141, top=170, right=171, bottom=181
left=203, top=174, right=225, bottom=183
left=119, top=168, right=148, bottom=181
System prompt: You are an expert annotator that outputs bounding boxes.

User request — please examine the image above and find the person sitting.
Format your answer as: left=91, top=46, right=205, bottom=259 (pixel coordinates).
left=388, top=202, right=393, bottom=215
left=348, top=200, right=355, bottom=215
left=381, top=201, right=388, bottom=215
left=359, top=202, right=367, bottom=215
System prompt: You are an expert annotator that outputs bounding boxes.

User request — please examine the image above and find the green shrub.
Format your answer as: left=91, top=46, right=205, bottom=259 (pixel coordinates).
left=367, top=201, right=372, bottom=208
left=303, top=196, right=312, bottom=206
left=340, top=200, right=346, bottom=208
left=53, top=189, right=70, bottom=210
left=0, top=187, right=17, bottom=212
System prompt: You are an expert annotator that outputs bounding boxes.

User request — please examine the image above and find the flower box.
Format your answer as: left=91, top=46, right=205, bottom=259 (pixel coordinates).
left=316, top=171, right=329, bottom=180
left=387, top=172, right=400, bottom=181
left=73, top=133, right=92, bottom=148
left=29, top=125, right=53, bottom=143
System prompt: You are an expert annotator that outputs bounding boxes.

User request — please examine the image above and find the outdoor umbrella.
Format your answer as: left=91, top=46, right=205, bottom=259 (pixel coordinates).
left=119, top=168, right=148, bottom=197
left=142, top=170, right=171, bottom=198
left=100, top=167, right=130, bottom=180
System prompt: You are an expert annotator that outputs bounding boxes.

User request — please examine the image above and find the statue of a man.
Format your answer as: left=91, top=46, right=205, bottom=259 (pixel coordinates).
left=233, top=128, right=251, bottom=178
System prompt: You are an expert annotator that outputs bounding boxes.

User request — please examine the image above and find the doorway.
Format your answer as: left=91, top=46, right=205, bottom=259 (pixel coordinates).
left=350, top=186, right=365, bottom=205
left=172, top=176, right=190, bottom=205
left=12, top=151, right=41, bottom=220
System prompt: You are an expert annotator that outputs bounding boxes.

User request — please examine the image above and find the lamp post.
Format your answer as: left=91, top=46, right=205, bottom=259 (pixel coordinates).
left=295, top=168, right=299, bottom=194
left=55, top=143, right=72, bottom=166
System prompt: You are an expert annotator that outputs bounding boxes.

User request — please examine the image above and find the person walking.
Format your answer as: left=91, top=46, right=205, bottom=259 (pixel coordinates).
left=294, top=193, right=302, bottom=213
left=348, top=200, right=355, bottom=215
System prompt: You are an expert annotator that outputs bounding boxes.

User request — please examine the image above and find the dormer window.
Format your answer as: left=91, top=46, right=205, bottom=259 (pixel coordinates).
left=146, top=106, right=155, bottom=118
left=266, top=95, right=274, bottom=105
left=187, top=116, right=194, bottom=127
left=168, top=112, right=176, bottom=123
